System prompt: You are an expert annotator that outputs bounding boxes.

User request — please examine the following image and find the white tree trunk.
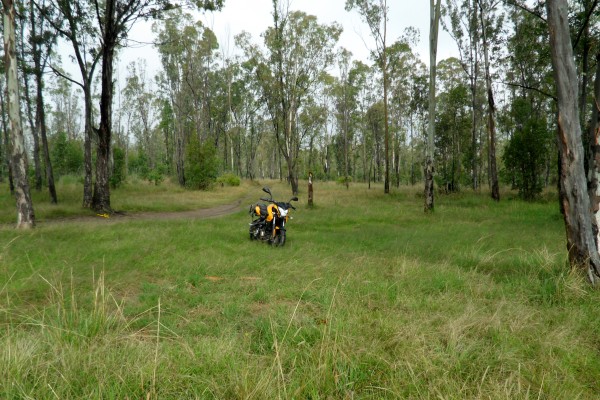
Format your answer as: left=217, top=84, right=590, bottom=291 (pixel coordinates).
left=3, top=0, right=35, bottom=228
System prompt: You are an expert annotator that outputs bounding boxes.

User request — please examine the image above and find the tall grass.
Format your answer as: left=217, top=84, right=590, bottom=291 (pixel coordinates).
left=1, top=180, right=599, bottom=398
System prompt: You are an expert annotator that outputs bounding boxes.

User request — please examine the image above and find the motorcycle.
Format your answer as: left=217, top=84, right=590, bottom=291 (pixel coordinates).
left=249, top=187, right=298, bottom=246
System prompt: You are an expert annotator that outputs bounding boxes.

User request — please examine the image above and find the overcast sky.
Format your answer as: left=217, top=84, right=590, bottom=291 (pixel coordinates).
left=114, top=0, right=458, bottom=81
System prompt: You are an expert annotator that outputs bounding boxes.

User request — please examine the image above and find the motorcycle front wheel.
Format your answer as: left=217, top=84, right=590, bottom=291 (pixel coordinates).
left=273, top=230, right=286, bottom=247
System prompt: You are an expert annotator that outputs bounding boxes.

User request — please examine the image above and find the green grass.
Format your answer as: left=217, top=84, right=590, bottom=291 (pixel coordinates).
left=1, top=179, right=599, bottom=399
left=0, top=176, right=257, bottom=224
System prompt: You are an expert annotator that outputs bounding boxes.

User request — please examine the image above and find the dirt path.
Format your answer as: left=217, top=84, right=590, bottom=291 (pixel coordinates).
left=33, top=197, right=251, bottom=227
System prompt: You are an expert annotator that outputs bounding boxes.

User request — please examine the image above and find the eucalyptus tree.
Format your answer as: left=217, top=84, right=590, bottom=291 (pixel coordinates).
left=2, top=0, right=35, bottom=227
left=445, top=0, right=482, bottom=190
left=154, top=10, right=220, bottom=186
left=502, top=98, right=552, bottom=199
left=386, top=31, right=419, bottom=187
left=426, top=0, right=442, bottom=212
left=46, top=0, right=223, bottom=211
left=435, top=57, right=471, bottom=192
left=226, top=43, right=264, bottom=179
left=408, top=61, right=428, bottom=186
left=477, top=0, right=502, bottom=201
left=49, top=77, right=82, bottom=140
left=24, top=0, right=57, bottom=202
left=18, top=16, right=43, bottom=193
left=366, top=100, right=385, bottom=185
left=92, top=0, right=222, bottom=211
left=334, top=48, right=353, bottom=187
left=42, top=0, right=101, bottom=208
left=251, top=1, right=341, bottom=195
left=546, top=0, right=600, bottom=282
left=0, top=75, right=14, bottom=192
left=349, top=60, right=375, bottom=183
left=123, top=61, right=159, bottom=170
left=345, top=0, right=392, bottom=193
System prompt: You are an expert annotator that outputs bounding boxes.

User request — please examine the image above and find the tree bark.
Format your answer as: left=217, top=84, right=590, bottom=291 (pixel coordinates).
left=478, top=0, right=499, bottom=201
left=19, top=19, right=42, bottom=192
left=425, top=0, right=442, bottom=212
left=92, top=0, right=117, bottom=213
left=30, top=1, right=57, bottom=203
left=547, top=0, right=600, bottom=282
left=0, top=79, right=14, bottom=193
left=587, top=51, right=600, bottom=247
left=3, top=0, right=35, bottom=228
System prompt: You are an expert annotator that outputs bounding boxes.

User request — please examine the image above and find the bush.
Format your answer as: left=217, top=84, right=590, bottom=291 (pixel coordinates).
left=336, top=176, right=352, bottom=185
left=110, top=147, right=126, bottom=188
left=51, top=131, right=84, bottom=177
left=147, top=164, right=166, bottom=186
left=185, top=136, right=219, bottom=190
left=217, top=173, right=241, bottom=187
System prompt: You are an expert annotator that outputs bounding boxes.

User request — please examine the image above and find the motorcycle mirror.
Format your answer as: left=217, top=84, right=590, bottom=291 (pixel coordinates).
left=262, top=187, right=271, bottom=196
left=290, top=196, right=298, bottom=202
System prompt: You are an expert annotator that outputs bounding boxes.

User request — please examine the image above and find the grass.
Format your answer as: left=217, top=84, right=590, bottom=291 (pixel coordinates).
left=1, top=179, right=599, bottom=399
left=0, top=175, right=256, bottom=224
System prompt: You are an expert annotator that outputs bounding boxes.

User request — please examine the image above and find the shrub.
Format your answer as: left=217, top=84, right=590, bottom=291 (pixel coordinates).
left=147, top=164, right=166, bottom=186
left=110, top=146, right=126, bottom=188
left=217, top=173, right=241, bottom=187
left=51, top=131, right=84, bottom=177
left=185, top=136, right=219, bottom=190
left=336, top=176, right=352, bottom=185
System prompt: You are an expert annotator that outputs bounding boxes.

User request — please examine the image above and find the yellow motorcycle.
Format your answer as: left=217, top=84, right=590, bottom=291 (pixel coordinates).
left=249, top=187, right=298, bottom=246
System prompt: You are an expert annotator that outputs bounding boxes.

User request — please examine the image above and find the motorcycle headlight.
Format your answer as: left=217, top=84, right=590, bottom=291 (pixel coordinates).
left=279, top=208, right=288, bottom=217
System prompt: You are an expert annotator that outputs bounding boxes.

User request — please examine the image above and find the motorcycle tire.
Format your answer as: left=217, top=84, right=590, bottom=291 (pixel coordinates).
left=273, top=231, right=286, bottom=247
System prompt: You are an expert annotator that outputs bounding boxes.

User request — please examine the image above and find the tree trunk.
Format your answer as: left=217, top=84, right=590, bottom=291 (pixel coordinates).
left=425, top=0, right=442, bottom=212
left=547, top=0, right=600, bottom=282
left=478, top=0, right=499, bottom=201
left=587, top=51, right=600, bottom=247
left=82, top=91, right=93, bottom=208
left=3, top=0, right=35, bottom=228
left=383, top=61, right=390, bottom=194
left=92, top=0, right=117, bottom=213
left=0, top=81, right=14, bottom=192
left=30, top=0, right=57, bottom=203
left=19, top=20, right=42, bottom=192
left=22, top=71, right=42, bottom=191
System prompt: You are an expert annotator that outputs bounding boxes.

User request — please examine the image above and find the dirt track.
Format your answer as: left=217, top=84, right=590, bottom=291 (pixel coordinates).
left=33, top=198, right=248, bottom=226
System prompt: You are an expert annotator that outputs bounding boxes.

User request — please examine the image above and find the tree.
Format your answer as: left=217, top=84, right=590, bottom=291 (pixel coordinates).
left=425, top=0, right=442, bottom=212
left=546, top=0, right=600, bottom=282
left=43, top=0, right=101, bottom=208
left=445, top=0, right=482, bottom=190
left=254, top=1, right=341, bottom=195
left=154, top=9, right=221, bottom=187
left=345, top=0, right=391, bottom=194
left=477, top=0, right=501, bottom=201
left=435, top=58, right=471, bottom=192
left=2, top=0, right=35, bottom=228
left=501, top=98, right=552, bottom=200
left=28, top=0, right=58, bottom=203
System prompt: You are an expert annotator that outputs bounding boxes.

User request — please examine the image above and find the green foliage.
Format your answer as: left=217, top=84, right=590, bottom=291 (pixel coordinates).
left=147, top=165, right=166, bottom=186
left=502, top=98, right=553, bottom=200
left=216, top=172, right=240, bottom=187
left=110, top=147, right=126, bottom=189
left=336, top=175, right=352, bottom=185
left=50, top=132, right=84, bottom=177
left=128, top=150, right=150, bottom=179
left=185, top=136, right=219, bottom=190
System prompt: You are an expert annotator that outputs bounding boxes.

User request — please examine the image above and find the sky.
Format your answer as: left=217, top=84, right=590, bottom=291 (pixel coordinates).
left=115, top=0, right=458, bottom=80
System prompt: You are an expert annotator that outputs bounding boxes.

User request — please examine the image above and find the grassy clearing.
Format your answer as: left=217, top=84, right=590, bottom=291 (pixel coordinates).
left=0, top=176, right=256, bottom=224
left=1, top=180, right=599, bottom=399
